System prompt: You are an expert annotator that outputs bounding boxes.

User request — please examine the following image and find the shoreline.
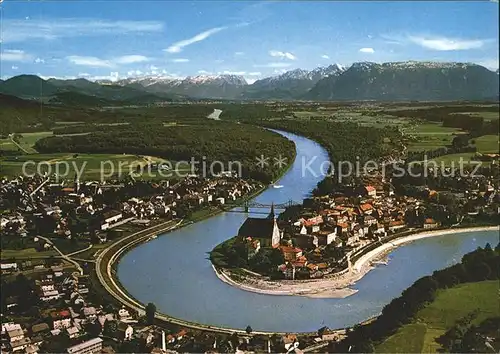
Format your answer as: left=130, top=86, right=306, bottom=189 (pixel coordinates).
left=93, top=154, right=298, bottom=335
left=213, top=225, right=499, bottom=299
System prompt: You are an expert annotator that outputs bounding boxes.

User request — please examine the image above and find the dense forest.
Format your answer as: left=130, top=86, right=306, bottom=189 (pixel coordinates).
left=254, top=119, right=403, bottom=195
left=35, top=122, right=295, bottom=183
left=333, top=243, right=500, bottom=353
left=257, top=119, right=402, bottom=164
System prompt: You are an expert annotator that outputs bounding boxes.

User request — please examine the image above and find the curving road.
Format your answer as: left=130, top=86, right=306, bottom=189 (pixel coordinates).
left=38, top=235, right=84, bottom=275
left=94, top=218, right=312, bottom=335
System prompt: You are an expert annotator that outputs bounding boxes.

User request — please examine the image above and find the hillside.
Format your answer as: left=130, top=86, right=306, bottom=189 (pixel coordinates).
left=376, top=281, right=500, bottom=353
left=307, top=61, right=499, bottom=101
left=0, top=75, right=177, bottom=104
left=242, top=65, right=345, bottom=100
left=3, top=61, right=499, bottom=102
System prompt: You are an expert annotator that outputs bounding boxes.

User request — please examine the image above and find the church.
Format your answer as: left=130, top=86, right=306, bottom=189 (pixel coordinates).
left=237, top=204, right=282, bottom=248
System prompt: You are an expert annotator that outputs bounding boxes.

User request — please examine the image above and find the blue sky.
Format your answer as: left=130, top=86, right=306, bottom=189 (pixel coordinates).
left=1, top=0, right=498, bottom=82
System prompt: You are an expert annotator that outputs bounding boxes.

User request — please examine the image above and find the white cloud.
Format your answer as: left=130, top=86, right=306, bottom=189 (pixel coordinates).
left=127, top=70, right=144, bottom=77
left=408, top=35, right=488, bottom=51
left=198, top=70, right=212, bottom=75
left=234, top=52, right=245, bottom=56
left=114, top=55, right=150, bottom=64
left=248, top=72, right=262, bottom=76
left=34, top=57, right=45, bottom=64
left=77, top=73, right=91, bottom=77
left=2, top=49, right=33, bottom=62
left=164, top=26, right=226, bottom=53
left=273, top=69, right=288, bottom=74
left=321, top=54, right=330, bottom=59
left=475, top=58, right=499, bottom=70
left=2, top=19, right=164, bottom=43
left=66, top=54, right=152, bottom=67
left=11, top=66, right=19, bottom=70
left=171, top=58, right=190, bottom=63
left=220, top=70, right=246, bottom=75
left=66, top=56, right=113, bottom=68
left=359, top=47, right=375, bottom=53
left=269, top=50, right=296, bottom=60
left=254, top=62, right=293, bottom=68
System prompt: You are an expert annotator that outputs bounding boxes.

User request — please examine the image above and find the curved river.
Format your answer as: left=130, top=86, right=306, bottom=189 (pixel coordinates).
left=118, top=131, right=498, bottom=333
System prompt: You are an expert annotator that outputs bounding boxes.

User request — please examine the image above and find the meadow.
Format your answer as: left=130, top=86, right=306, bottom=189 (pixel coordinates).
left=375, top=281, right=500, bottom=353
left=0, top=153, right=188, bottom=180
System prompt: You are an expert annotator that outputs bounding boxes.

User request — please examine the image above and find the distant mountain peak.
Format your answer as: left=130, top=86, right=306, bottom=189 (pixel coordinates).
left=308, top=60, right=498, bottom=101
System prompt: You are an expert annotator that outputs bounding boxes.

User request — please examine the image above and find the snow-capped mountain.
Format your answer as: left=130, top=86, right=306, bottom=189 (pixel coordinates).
left=107, top=74, right=248, bottom=99
left=307, top=61, right=499, bottom=101
left=242, top=64, right=345, bottom=100
left=2, top=61, right=497, bottom=102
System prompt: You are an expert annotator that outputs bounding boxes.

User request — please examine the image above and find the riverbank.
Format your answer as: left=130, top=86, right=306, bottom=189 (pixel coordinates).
left=94, top=217, right=314, bottom=335
left=213, top=225, right=499, bottom=299
left=94, top=165, right=297, bottom=335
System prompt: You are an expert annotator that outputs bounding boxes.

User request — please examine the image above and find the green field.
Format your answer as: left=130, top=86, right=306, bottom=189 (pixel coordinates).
left=426, top=152, right=478, bottom=166
left=403, top=123, right=465, bottom=151
left=0, top=131, right=53, bottom=153
left=376, top=281, right=500, bottom=353
left=473, top=135, right=499, bottom=154
left=452, top=111, right=500, bottom=122
left=0, top=153, right=190, bottom=180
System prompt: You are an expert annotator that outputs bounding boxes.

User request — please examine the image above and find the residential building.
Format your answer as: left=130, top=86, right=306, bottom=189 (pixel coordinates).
left=67, top=337, right=103, bottom=354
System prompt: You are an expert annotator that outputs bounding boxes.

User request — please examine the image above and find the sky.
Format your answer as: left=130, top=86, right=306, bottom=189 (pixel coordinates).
left=0, top=0, right=498, bottom=83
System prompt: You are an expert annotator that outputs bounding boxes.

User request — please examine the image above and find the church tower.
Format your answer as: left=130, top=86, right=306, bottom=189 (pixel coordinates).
left=267, top=202, right=275, bottom=219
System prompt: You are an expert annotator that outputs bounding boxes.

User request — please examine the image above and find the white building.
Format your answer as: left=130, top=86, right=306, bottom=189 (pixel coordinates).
left=67, top=338, right=103, bottom=354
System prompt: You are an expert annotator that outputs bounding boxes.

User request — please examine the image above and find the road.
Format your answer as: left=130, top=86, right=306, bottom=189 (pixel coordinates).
left=37, top=236, right=84, bottom=275
left=94, top=218, right=298, bottom=336
left=8, top=134, right=30, bottom=154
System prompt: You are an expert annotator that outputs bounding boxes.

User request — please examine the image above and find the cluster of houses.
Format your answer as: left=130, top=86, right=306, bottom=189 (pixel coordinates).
left=1, top=263, right=203, bottom=354
left=237, top=180, right=499, bottom=280
left=1, top=266, right=125, bottom=353
left=0, top=175, right=262, bottom=242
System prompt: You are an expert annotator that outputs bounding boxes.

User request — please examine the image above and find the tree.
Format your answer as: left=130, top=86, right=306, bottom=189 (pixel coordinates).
left=245, top=325, right=253, bottom=335
left=103, top=319, right=118, bottom=337
left=85, top=321, right=102, bottom=337
left=145, top=302, right=156, bottom=325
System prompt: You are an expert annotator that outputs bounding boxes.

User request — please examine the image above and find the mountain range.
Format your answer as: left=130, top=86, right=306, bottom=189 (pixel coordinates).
left=0, top=61, right=498, bottom=103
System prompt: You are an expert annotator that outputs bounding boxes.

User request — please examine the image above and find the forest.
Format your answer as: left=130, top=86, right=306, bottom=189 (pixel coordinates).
left=34, top=122, right=295, bottom=183
left=334, top=242, right=500, bottom=353
left=254, top=119, right=404, bottom=195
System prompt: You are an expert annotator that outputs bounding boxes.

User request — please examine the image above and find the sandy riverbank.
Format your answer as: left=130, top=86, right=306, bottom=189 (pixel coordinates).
left=214, top=225, right=499, bottom=299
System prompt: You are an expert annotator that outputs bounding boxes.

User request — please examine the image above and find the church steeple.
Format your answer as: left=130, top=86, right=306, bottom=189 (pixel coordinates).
left=267, top=202, right=275, bottom=219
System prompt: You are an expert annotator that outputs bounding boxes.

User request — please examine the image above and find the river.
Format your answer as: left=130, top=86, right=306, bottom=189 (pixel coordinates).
left=117, top=131, right=498, bottom=333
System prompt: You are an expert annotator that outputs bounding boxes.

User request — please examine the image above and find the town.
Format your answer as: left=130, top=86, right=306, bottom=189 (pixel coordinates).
left=212, top=164, right=500, bottom=282
left=2, top=172, right=315, bottom=353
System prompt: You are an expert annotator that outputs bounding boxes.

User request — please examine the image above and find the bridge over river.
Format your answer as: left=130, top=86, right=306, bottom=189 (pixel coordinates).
left=225, top=199, right=301, bottom=213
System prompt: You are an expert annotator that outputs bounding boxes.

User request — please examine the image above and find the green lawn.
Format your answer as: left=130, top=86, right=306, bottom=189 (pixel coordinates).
left=376, top=324, right=427, bottom=353
left=473, top=135, right=499, bottom=154
left=376, top=281, right=500, bottom=353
